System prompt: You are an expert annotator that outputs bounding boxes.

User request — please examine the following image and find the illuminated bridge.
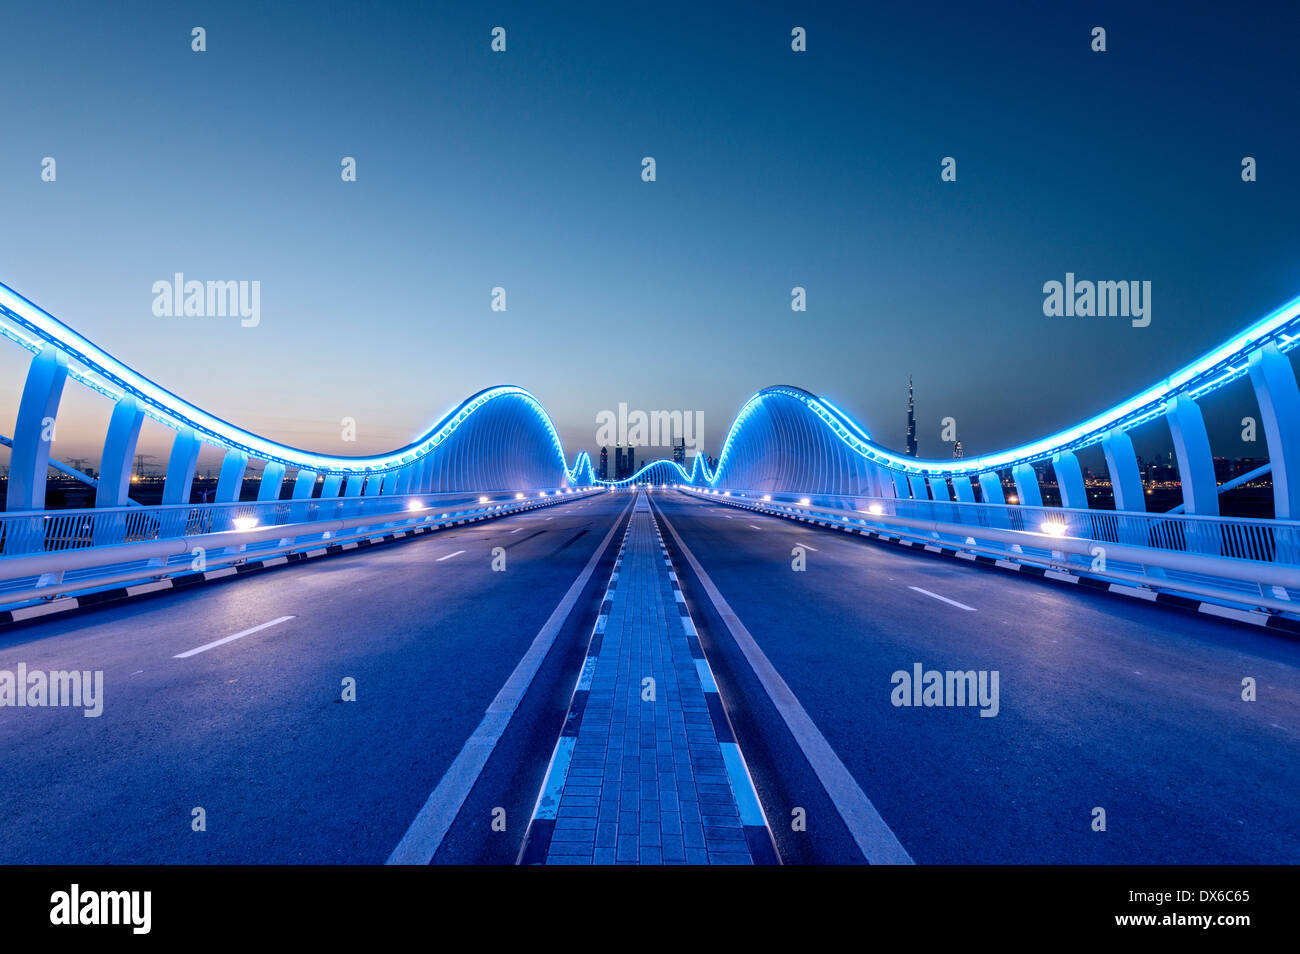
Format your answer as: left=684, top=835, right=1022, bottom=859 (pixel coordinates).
left=0, top=279, right=1296, bottom=867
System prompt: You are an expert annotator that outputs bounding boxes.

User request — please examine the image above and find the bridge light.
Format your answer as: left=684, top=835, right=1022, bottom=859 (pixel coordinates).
left=479, top=496, right=490, bottom=504
left=516, top=492, right=525, bottom=500
left=868, top=504, right=885, bottom=515
left=1041, top=520, right=1068, bottom=537
left=799, top=497, right=811, bottom=507
left=762, top=494, right=771, bottom=502
left=408, top=500, right=427, bottom=512
left=539, top=491, right=547, bottom=497
left=233, top=517, right=259, bottom=531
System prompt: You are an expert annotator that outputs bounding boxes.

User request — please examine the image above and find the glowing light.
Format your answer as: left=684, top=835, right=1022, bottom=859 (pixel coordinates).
left=762, top=494, right=771, bottom=502
left=478, top=496, right=490, bottom=504
left=232, top=517, right=259, bottom=531
left=408, top=501, right=427, bottom=512
left=515, top=493, right=525, bottom=500
left=799, top=498, right=811, bottom=506
left=868, top=504, right=885, bottom=515
left=1041, top=521, right=1068, bottom=537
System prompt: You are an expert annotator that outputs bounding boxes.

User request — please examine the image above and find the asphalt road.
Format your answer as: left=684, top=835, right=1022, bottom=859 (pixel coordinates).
left=650, top=491, right=1300, bottom=864
left=1, top=487, right=1295, bottom=864
left=0, top=493, right=630, bottom=864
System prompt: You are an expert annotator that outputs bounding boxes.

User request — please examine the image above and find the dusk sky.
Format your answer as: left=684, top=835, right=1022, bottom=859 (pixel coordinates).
left=2, top=1, right=1299, bottom=474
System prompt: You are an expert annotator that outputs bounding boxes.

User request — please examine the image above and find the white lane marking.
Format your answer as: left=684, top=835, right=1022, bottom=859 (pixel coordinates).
left=387, top=498, right=632, bottom=865
left=508, top=528, right=522, bottom=534
left=654, top=501, right=913, bottom=865
left=907, top=586, right=976, bottom=612
left=436, top=550, right=465, bottom=562
left=749, top=524, right=763, bottom=530
left=174, top=616, right=295, bottom=658
left=802, top=544, right=818, bottom=551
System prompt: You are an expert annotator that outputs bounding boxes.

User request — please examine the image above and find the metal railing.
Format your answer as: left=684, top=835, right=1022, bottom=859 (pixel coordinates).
left=681, top=487, right=1300, bottom=615
left=0, top=489, right=584, bottom=557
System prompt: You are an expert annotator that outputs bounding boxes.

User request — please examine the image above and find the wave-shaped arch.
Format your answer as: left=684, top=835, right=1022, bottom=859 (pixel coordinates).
left=0, top=282, right=583, bottom=488
left=688, top=293, right=1300, bottom=496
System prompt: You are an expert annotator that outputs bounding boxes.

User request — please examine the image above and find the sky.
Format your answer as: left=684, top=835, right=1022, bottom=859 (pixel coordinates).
left=2, top=1, right=1299, bottom=474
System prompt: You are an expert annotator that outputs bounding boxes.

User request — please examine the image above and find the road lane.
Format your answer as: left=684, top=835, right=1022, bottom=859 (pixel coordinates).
left=653, top=491, right=1300, bottom=864
left=0, top=493, right=625, bottom=864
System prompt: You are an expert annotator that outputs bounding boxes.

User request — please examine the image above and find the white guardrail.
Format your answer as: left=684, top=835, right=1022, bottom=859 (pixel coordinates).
left=680, top=487, right=1300, bottom=618
left=0, top=488, right=603, bottom=611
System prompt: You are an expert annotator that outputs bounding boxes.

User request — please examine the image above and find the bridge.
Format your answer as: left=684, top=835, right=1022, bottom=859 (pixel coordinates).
left=0, top=279, right=1296, bottom=865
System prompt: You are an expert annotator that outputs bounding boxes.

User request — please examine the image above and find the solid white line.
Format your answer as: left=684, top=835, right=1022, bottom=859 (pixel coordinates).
left=907, top=586, right=976, bottom=611
left=508, top=528, right=522, bottom=534
left=436, top=550, right=465, bottom=562
left=174, top=616, right=295, bottom=658
left=749, top=524, right=763, bottom=530
left=387, top=498, right=632, bottom=865
left=655, top=502, right=913, bottom=865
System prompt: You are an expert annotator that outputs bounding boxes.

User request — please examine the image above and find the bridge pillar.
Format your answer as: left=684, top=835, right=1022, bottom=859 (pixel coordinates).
left=417, top=455, right=435, bottom=494
left=952, top=475, right=976, bottom=503
left=1052, top=452, right=1088, bottom=510
left=214, top=450, right=248, bottom=503
left=8, top=343, right=68, bottom=512
left=257, top=461, right=286, bottom=501
left=929, top=477, right=952, bottom=501
left=978, top=472, right=1005, bottom=504
left=95, top=395, right=145, bottom=508
left=1101, top=429, right=1145, bottom=512
left=1248, top=343, right=1300, bottom=519
left=1011, top=463, right=1043, bottom=507
left=292, top=470, right=317, bottom=499
left=1166, top=396, right=1219, bottom=516
left=891, top=471, right=910, bottom=499
left=907, top=474, right=929, bottom=500
left=320, top=475, right=343, bottom=498
left=162, top=427, right=202, bottom=505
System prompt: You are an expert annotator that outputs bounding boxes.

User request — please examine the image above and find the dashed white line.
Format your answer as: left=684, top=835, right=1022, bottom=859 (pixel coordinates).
left=749, top=524, right=763, bottom=530
left=508, top=528, right=522, bottom=534
left=174, top=616, right=295, bottom=658
left=907, top=586, right=976, bottom=612
left=436, top=550, right=465, bottom=562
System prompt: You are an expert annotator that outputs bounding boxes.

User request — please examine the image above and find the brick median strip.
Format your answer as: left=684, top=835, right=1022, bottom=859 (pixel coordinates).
left=519, top=492, right=777, bottom=865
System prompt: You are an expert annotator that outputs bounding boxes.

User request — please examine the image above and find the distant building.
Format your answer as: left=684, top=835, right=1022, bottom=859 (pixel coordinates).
left=626, top=445, right=635, bottom=479
left=672, top=438, right=685, bottom=465
left=953, top=441, right=963, bottom=459
left=906, top=376, right=918, bottom=457
left=598, top=446, right=608, bottom=480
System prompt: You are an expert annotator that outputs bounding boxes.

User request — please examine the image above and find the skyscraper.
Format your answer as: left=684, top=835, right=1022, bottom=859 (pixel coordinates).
left=953, top=440, right=963, bottom=459
left=626, top=445, right=635, bottom=478
left=672, top=438, right=685, bottom=465
left=906, top=376, right=918, bottom=457
left=599, top=446, right=608, bottom=480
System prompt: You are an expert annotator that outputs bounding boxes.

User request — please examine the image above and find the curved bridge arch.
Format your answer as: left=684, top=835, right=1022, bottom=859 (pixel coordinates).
left=691, top=293, right=1300, bottom=518
left=0, top=282, right=586, bottom=507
